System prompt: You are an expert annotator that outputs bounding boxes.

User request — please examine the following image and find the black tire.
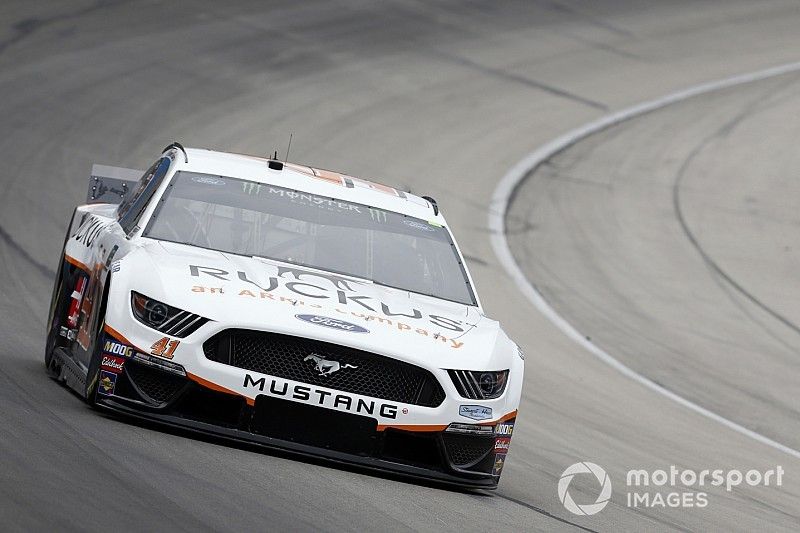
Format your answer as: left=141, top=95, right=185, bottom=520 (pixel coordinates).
left=44, top=214, right=76, bottom=374
left=83, top=279, right=112, bottom=406
left=44, top=274, right=67, bottom=377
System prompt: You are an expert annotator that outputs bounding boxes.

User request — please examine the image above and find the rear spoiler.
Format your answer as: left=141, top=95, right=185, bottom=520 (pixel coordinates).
left=86, top=164, right=141, bottom=204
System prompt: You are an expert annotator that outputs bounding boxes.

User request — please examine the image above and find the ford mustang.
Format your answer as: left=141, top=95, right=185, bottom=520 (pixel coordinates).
left=45, top=143, right=523, bottom=488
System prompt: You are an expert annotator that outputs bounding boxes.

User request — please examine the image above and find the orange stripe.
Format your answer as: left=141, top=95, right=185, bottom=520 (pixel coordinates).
left=283, top=162, right=315, bottom=176
left=103, top=324, right=133, bottom=345
left=102, top=324, right=148, bottom=355
left=187, top=372, right=255, bottom=406
left=102, top=324, right=128, bottom=343
left=64, top=254, right=90, bottom=273
left=481, top=410, right=518, bottom=425
left=311, top=167, right=344, bottom=185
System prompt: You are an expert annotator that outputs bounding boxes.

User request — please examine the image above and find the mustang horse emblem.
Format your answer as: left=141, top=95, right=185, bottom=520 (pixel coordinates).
left=304, top=354, right=358, bottom=376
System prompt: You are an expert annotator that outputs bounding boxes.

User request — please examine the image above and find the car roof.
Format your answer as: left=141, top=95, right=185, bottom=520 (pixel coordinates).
left=174, top=148, right=444, bottom=223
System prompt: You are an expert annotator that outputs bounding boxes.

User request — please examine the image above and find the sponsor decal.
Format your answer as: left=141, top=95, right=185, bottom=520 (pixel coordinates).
left=191, top=175, right=226, bottom=185
left=295, top=314, right=369, bottom=334
left=459, top=405, right=492, bottom=421
left=243, top=373, right=398, bottom=419
left=495, top=437, right=511, bottom=453
left=151, top=337, right=179, bottom=359
left=101, top=355, right=125, bottom=374
left=304, top=354, right=358, bottom=376
left=403, top=219, right=436, bottom=232
left=104, top=340, right=134, bottom=358
left=98, top=370, right=117, bottom=396
left=493, top=453, right=506, bottom=477
left=260, top=186, right=364, bottom=213
left=189, top=263, right=473, bottom=350
left=495, top=422, right=514, bottom=436
left=71, top=215, right=111, bottom=248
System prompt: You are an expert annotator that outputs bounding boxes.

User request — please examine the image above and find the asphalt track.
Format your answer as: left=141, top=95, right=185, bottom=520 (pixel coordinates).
left=1, top=1, right=799, bottom=531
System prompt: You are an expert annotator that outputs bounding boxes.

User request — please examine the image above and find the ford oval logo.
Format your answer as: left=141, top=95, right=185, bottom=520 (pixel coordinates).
left=295, top=314, right=369, bottom=334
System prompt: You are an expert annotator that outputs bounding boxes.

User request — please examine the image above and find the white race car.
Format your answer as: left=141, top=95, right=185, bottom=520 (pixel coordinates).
left=45, top=144, right=523, bottom=488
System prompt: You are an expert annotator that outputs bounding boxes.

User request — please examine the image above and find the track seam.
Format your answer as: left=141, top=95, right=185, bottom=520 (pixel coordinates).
left=488, top=60, right=800, bottom=461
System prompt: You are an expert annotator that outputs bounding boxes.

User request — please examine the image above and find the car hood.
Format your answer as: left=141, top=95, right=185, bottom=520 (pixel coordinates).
left=123, top=241, right=507, bottom=369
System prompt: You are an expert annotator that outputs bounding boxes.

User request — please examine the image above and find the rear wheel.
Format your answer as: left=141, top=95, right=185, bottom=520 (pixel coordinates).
left=44, top=275, right=65, bottom=375
left=83, top=281, right=112, bottom=406
left=45, top=221, right=75, bottom=375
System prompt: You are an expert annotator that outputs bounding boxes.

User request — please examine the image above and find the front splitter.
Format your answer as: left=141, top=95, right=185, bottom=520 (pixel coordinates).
left=95, top=397, right=499, bottom=490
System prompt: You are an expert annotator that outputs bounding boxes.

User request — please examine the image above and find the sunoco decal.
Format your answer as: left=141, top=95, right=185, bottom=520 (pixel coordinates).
left=98, top=370, right=117, bottom=396
left=295, top=314, right=369, bottom=333
left=493, top=454, right=506, bottom=477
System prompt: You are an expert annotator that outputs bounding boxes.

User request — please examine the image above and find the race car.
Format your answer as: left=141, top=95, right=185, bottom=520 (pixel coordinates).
left=45, top=143, right=523, bottom=488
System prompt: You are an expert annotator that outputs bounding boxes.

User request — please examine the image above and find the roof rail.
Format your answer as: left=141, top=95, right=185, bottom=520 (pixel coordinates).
left=163, top=142, right=188, bottom=163
left=422, top=195, right=439, bottom=216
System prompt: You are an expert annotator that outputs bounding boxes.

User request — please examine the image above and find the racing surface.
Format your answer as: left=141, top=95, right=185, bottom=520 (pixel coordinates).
left=1, top=1, right=800, bottom=531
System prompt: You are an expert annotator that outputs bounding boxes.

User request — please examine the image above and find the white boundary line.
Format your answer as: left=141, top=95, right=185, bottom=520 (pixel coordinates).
left=488, top=61, right=800, bottom=460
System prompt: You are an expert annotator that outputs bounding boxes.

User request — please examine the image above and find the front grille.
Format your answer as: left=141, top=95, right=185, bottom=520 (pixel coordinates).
left=442, top=433, right=495, bottom=467
left=125, top=362, right=187, bottom=404
left=204, top=330, right=445, bottom=407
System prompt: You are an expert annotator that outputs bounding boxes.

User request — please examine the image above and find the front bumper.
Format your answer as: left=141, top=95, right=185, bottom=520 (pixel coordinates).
left=96, top=359, right=507, bottom=489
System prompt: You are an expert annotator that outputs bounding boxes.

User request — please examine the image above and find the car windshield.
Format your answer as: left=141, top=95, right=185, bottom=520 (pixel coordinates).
left=144, top=171, right=476, bottom=305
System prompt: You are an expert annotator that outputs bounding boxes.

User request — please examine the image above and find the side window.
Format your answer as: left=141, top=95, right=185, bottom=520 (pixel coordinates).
left=118, top=157, right=171, bottom=234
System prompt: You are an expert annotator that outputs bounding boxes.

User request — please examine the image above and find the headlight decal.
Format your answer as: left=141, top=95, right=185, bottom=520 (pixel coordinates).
left=447, top=369, right=509, bottom=400
left=131, top=292, right=209, bottom=337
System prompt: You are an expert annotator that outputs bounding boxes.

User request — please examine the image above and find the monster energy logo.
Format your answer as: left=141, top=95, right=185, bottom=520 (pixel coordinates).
left=242, top=182, right=265, bottom=195
left=368, top=208, right=387, bottom=223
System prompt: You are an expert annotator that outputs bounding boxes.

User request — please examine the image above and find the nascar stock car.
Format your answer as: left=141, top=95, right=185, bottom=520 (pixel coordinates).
left=45, top=143, right=523, bottom=488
